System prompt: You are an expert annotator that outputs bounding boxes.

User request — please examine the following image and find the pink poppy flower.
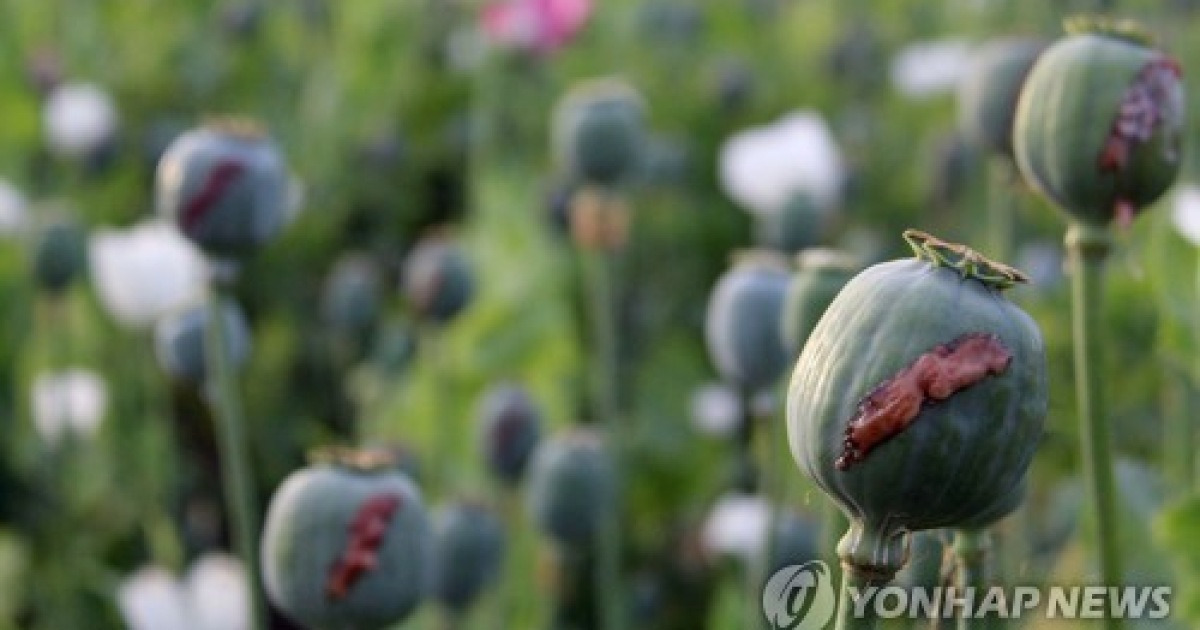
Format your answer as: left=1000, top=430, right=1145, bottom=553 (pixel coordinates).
left=481, top=0, right=591, bottom=55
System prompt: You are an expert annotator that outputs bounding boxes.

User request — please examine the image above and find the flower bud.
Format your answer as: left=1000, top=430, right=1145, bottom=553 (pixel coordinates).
left=156, top=118, right=290, bottom=256
left=1013, top=18, right=1185, bottom=226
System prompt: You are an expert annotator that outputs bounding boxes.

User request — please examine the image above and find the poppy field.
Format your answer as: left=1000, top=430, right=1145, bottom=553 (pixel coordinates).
left=4, top=1, right=1200, bottom=629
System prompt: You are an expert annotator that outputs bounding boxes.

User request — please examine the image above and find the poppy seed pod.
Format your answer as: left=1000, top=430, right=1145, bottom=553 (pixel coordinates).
left=154, top=301, right=252, bottom=385
left=156, top=118, right=289, bottom=256
left=704, top=251, right=790, bottom=392
left=957, top=38, right=1046, bottom=158
left=756, top=192, right=828, bottom=254
left=780, top=249, right=859, bottom=356
left=33, top=216, right=86, bottom=293
left=322, top=254, right=383, bottom=339
left=402, top=234, right=473, bottom=324
left=477, top=383, right=543, bottom=486
left=260, top=448, right=431, bottom=630
left=766, top=511, right=819, bottom=576
left=430, top=500, right=505, bottom=612
left=552, top=78, right=647, bottom=187
left=787, top=230, right=1046, bottom=581
left=1013, top=18, right=1185, bottom=227
left=525, top=429, right=617, bottom=549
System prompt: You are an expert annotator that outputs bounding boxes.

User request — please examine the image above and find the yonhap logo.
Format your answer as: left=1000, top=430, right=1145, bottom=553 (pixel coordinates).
left=762, top=561, right=836, bottom=629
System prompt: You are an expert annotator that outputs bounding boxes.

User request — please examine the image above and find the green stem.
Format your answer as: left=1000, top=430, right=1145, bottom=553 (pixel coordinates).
left=953, top=529, right=996, bottom=630
left=835, top=565, right=882, bottom=630
left=423, top=325, right=453, bottom=498
left=1162, top=364, right=1192, bottom=490
left=985, top=159, right=1017, bottom=262
left=1065, top=224, right=1123, bottom=630
left=583, top=250, right=622, bottom=630
left=205, top=281, right=265, bottom=630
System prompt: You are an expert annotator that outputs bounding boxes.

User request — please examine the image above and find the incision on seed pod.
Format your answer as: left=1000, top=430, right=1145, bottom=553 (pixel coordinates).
left=325, top=493, right=403, bottom=600
left=1098, top=56, right=1183, bottom=227
left=181, top=158, right=245, bottom=232
left=836, top=333, right=1012, bottom=470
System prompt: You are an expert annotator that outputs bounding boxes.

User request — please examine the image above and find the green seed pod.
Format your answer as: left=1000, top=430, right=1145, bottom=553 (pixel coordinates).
left=780, top=249, right=859, bottom=357
left=552, top=78, right=647, bottom=187
left=260, top=448, right=431, bottom=630
left=476, top=383, right=543, bottom=487
left=402, top=233, right=473, bottom=325
left=525, top=429, right=617, bottom=549
left=154, top=300, right=252, bottom=384
left=322, top=253, right=382, bottom=339
left=766, top=511, right=819, bottom=576
left=32, top=217, right=85, bottom=293
left=156, top=117, right=289, bottom=256
left=756, top=192, right=827, bottom=254
left=1013, top=18, right=1185, bottom=226
left=957, top=38, right=1046, bottom=158
left=787, top=230, right=1046, bottom=581
left=704, top=251, right=790, bottom=392
left=430, top=500, right=505, bottom=613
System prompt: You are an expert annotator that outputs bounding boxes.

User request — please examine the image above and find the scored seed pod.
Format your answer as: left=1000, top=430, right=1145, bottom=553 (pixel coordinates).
left=787, top=230, right=1046, bottom=582
left=780, top=248, right=859, bottom=357
left=1013, top=18, right=1185, bottom=227
left=525, top=428, right=617, bottom=549
left=704, top=251, right=790, bottom=393
left=156, top=117, right=289, bottom=256
left=430, top=500, right=505, bottom=613
left=154, top=300, right=252, bottom=385
left=477, top=383, right=543, bottom=487
left=957, top=38, right=1046, bottom=159
left=32, top=216, right=86, bottom=294
left=401, top=233, right=473, bottom=325
left=260, top=447, right=431, bottom=630
left=552, top=78, right=647, bottom=187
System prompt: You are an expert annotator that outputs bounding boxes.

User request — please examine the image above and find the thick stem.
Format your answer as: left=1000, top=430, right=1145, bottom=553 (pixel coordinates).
left=205, top=284, right=266, bottom=630
left=583, top=249, right=622, bottom=630
left=835, top=522, right=906, bottom=630
left=953, top=529, right=996, bottom=630
left=1065, top=224, right=1123, bottom=630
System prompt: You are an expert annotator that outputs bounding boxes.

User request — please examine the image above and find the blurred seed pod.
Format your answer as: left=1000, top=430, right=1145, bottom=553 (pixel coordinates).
left=261, top=448, right=431, bottom=630
left=635, top=1, right=704, bottom=46
left=32, top=215, right=86, bottom=294
left=401, top=233, right=473, bottom=324
left=156, top=118, right=290, bottom=257
left=824, top=21, right=887, bottom=97
left=525, top=429, right=617, bottom=549
left=927, top=132, right=983, bottom=211
left=709, top=58, right=755, bottom=115
left=430, top=500, right=505, bottom=612
left=780, top=249, right=859, bottom=356
left=765, top=511, right=820, bottom=576
left=957, top=38, right=1046, bottom=159
left=569, top=187, right=631, bottom=251
left=1014, top=18, right=1185, bottom=226
left=477, top=383, right=543, bottom=487
left=322, top=254, right=383, bottom=341
left=368, top=322, right=417, bottom=376
left=552, top=78, right=647, bottom=187
left=154, top=300, right=252, bottom=385
left=704, top=251, right=790, bottom=392
left=42, top=82, right=118, bottom=160
left=755, top=191, right=828, bottom=254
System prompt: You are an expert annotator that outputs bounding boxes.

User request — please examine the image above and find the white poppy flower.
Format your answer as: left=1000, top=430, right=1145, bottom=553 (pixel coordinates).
left=118, top=567, right=192, bottom=630
left=89, top=221, right=209, bottom=329
left=0, top=180, right=28, bottom=237
left=701, top=494, right=770, bottom=564
left=891, top=39, right=974, bottom=99
left=690, top=383, right=740, bottom=437
left=718, top=111, right=844, bottom=216
left=187, top=553, right=250, bottom=630
left=1172, top=184, right=1200, bottom=247
left=31, top=369, right=107, bottom=445
left=118, top=553, right=249, bottom=630
left=43, top=82, right=118, bottom=158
